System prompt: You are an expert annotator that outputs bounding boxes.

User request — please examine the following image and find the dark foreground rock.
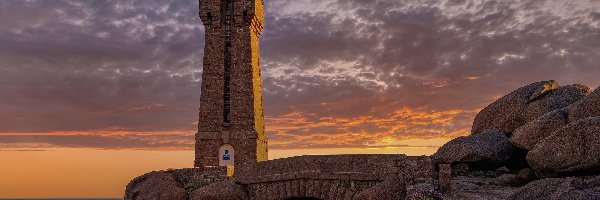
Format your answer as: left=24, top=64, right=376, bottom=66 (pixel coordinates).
left=527, top=117, right=600, bottom=178
left=432, top=130, right=515, bottom=170
left=190, top=180, right=248, bottom=200
left=490, top=168, right=536, bottom=187
left=354, top=180, right=406, bottom=200
left=442, top=176, right=520, bottom=200
left=125, top=172, right=187, bottom=200
left=124, top=167, right=230, bottom=200
left=508, top=176, right=600, bottom=200
left=471, top=80, right=559, bottom=135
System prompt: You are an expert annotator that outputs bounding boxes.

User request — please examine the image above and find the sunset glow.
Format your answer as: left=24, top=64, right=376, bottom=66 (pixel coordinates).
left=1, top=0, right=599, bottom=198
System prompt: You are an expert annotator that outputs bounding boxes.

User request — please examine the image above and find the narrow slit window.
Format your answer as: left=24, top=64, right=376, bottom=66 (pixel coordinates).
left=226, top=0, right=233, bottom=13
left=223, top=42, right=232, bottom=124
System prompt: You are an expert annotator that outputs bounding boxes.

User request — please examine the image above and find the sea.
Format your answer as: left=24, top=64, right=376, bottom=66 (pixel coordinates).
left=0, top=199, right=121, bottom=200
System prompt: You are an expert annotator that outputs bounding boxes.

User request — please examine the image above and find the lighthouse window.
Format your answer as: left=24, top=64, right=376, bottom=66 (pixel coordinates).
left=223, top=42, right=232, bottom=124
left=226, top=0, right=233, bottom=13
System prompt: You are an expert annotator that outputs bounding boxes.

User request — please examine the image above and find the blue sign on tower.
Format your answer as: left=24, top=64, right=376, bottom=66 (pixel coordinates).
left=223, top=150, right=231, bottom=161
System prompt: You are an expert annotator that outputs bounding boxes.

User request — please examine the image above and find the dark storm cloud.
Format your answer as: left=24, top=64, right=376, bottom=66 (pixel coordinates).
left=0, top=0, right=599, bottom=149
left=0, top=0, right=203, bottom=133
left=261, top=0, right=600, bottom=148
left=263, top=0, right=600, bottom=114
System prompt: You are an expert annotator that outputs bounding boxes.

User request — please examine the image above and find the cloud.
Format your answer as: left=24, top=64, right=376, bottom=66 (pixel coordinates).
left=266, top=108, right=476, bottom=149
left=0, top=0, right=599, bottom=150
left=0, top=132, right=194, bottom=150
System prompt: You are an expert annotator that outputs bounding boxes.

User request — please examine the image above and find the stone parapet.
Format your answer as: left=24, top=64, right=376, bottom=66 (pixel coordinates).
left=235, top=154, right=431, bottom=185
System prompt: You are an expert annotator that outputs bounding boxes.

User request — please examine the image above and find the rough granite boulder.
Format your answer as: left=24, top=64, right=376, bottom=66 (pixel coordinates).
left=472, top=80, right=559, bottom=135
left=493, top=174, right=522, bottom=187
left=568, top=87, right=600, bottom=122
left=517, top=168, right=536, bottom=184
left=189, top=180, right=248, bottom=200
left=527, top=117, right=600, bottom=178
left=353, top=180, right=406, bottom=200
left=522, top=84, right=591, bottom=122
left=432, top=130, right=515, bottom=170
left=124, top=172, right=187, bottom=200
left=510, top=109, right=570, bottom=151
left=510, top=85, right=591, bottom=151
left=508, top=176, right=600, bottom=200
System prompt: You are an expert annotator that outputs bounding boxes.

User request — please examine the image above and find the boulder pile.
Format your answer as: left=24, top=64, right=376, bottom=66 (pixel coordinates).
left=433, top=80, right=600, bottom=185
left=508, top=176, right=600, bottom=200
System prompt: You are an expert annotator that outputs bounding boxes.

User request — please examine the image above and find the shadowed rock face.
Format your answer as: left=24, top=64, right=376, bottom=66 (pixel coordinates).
left=353, top=180, right=406, bottom=200
left=527, top=117, right=600, bottom=178
left=124, top=172, right=187, bottom=200
left=432, top=130, right=515, bottom=170
left=508, top=176, right=600, bottom=200
left=472, top=80, right=559, bottom=135
left=510, top=108, right=570, bottom=151
left=190, top=180, right=248, bottom=200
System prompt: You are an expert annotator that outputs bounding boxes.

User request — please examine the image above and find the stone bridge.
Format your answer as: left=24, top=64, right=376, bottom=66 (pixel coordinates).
left=229, top=154, right=431, bottom=200
left=126, top=154, right=431, bottom=200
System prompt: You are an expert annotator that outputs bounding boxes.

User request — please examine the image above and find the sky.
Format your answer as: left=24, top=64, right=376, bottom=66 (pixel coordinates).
left=0, top=0, right=599, bottom=198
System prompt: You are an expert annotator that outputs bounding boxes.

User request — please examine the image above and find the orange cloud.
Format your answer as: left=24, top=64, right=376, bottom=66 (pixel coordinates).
left=265, top=107, right=477, bottom=149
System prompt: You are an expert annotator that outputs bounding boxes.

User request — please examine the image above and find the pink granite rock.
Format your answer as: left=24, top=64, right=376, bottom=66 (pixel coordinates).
left=510, top=108, right=569, bottom=151
left=190, top=180, right=248, bottom=200
left=508, top=176, right=600, bottom=200
left=124, top=172, right=187, bottom=200
left=472, top=80, right=559, bottom=135
left=433, top=130, right=515, bottom=170
left=527, top=117, right=600, bottom=178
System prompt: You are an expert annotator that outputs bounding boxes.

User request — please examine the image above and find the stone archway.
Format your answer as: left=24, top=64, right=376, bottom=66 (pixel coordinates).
left=250, top=179, right=357, bottom=200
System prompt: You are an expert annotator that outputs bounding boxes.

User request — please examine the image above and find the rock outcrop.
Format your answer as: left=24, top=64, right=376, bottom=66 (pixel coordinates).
left=527, top=116, right=600, bottom=178
left=472, top=82, right=589, bottom=136
left=124, top=167, right=230, bottom=200
left=125, top=172, right=187, bottom=200
left=190, top=180, right=248, bottom=200
left=510, top=108, right=570, bottom=151
left=427, top=81, right=600, bottom=198
left=508, top=176, right=600, bottom=200
left=492, top=168, right=538, bottom=187
left=510, top=85, right=591, bottom=151
left=522, top=84, right=591, bottom=122
left=471, top=80, right=559, bottom=135
left=354, top=180, right=406, bottom=200
left=568, top=87, right=600, bottom=122
left=432, top=130, right=514, bottom=170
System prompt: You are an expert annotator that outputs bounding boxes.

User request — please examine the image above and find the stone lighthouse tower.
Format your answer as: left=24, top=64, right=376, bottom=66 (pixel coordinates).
left=195, top=0, right=267, bottom=169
